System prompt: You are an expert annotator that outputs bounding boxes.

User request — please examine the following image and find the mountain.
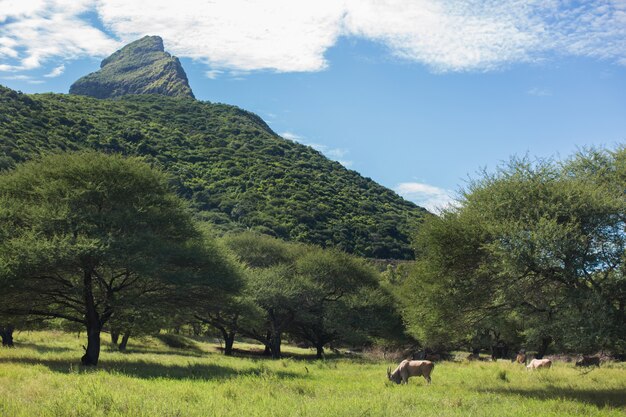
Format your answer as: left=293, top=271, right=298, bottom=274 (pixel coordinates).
left=0, top=38, right=428, bottom=259
left=69, top=36, right=194, bottom=99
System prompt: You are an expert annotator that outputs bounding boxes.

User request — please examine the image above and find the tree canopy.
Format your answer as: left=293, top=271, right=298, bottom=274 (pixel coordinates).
left=400, top=149, right=626, bottom=355
left=203, top=232, right=402, bottom=358
left=0, top=152, right=242, bottom=365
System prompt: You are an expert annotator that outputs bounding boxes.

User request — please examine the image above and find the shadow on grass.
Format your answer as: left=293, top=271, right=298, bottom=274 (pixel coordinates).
left=0, top=356, right=305, bottom=381
left=14, top=343, right=74, bottom=354
left=112, top=346, right=206, bottom=358
left=480, top=387, right=626, bottom=409
left=220, top=346, right=347, bottom=362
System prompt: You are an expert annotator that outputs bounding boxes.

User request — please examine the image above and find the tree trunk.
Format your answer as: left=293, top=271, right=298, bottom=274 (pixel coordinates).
left=269, top=332, right=282, bottom=359
left=0, top=324, right=14, bottom=347
left=224, top=332, right=235, bottom=356
left=262, top=331, right=272, bottom=356
left=81, top=270, right=101, bottom=366
left=110, top=330, right=119, bottom=345
left=118, top=331, right=130, bottom=352
left=315, top=343, right=325, bottom=360
left=536, top=336, right=552, bottom=359
left=81, top=324, right=101, bottom=366
left=216, top=326, right=236, bottom=356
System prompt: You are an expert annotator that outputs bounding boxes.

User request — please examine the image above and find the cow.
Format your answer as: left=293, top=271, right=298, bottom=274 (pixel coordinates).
left=575, top=356, right=600, bottom=367
left=526, top=358, right=552, bottom=370
left=387, top=360, right=434, bottom=384
left=515, top=352, right=527, bottom=364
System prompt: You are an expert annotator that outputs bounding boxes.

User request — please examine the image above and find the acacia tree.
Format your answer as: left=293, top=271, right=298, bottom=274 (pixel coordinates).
left=0, top=152, right=241, bottom=365
left=402, top=151, right=626, bottom=355
left=288, top=248, right=382, bottom=358
left=217, top=232, right=405, bottom=358
left=246, top=265, right=309, bottom=359
left=218, top=232, right=301, bottom=357
left=193, top=290, right=264, bottom=356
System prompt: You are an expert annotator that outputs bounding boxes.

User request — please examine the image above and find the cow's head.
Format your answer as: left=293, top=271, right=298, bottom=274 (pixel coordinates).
left=387, top=366, right=401, bottom=384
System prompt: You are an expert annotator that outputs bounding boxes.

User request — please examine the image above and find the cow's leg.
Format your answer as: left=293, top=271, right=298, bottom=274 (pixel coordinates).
left=425, top=375, right=431, bottom=384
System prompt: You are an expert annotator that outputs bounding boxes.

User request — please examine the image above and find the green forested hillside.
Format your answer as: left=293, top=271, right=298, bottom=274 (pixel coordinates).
left=0, top=86, right=426, bottom=258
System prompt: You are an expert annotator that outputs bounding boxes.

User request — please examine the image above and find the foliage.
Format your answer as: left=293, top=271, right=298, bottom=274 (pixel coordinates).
left=290, top=247, right=397, bottom=356
left=0, top=152, right=241, bottom=365
left=222, top=231, right=301, bottom=268
left=217, top=232, right=401, bottom=358
left=0, top=84, right=426, bottom=259
left=400, top=149, right=626, bottom=354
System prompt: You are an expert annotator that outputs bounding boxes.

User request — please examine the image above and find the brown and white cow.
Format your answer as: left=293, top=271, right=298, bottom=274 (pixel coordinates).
left=387, top=360, right=434, bottom=384
left=526, top=358, right=552, bottom=370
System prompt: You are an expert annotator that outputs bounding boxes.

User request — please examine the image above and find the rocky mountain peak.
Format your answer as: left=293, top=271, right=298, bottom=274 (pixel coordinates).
left=69, top=36, right=194, bottom=99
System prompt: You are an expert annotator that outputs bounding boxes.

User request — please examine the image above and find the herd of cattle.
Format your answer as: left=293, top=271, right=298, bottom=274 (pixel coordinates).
left=386, top=353, right=602, bottom=385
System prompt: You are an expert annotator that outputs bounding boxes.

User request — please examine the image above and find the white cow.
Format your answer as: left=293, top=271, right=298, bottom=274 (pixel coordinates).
left=387, top=360, right=434, bottom=384
left=526, top=358, right=552, bottom=370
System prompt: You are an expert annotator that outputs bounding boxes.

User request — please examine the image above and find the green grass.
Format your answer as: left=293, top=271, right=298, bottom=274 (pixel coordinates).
left=0, top=332, right=624, bottom=416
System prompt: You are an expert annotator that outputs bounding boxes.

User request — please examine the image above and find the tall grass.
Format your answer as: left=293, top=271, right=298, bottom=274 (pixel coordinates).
left=0, top=331, right=624, bottom=416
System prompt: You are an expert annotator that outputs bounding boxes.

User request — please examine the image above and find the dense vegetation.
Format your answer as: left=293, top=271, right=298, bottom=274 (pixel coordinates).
left=0, top=85, right=426, bottom=259
left=398, top=148, right=626, bottom=357
left=0, top=153, right=402, bottom=364
left=204, top=232, right=402, bottom=359
left=0, top=153, right=242, bottom=365
left=69, top=36, right=194, bottom=99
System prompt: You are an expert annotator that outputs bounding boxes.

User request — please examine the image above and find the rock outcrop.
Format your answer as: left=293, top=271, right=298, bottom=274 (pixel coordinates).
left=70, top=36, right=194, bottom=99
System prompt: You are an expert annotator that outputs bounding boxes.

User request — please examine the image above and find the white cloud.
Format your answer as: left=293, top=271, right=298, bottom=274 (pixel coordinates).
left=281, top=131, right=353, bottom=167
left=44, top=64, right=65, bottom=78
left=527, top=87, right=552, bottom=97
left=1, top=1, right=626, bottom=73
left=1, top=74, right=43, bottom=84
left=307, top=143, right=353, bottom=168
left=280, top=131, right=304, bottom=141
left=97, top=0, right=344, bottom=72
left=205, top=69, right=222, bottom=79
left=0, top=0, right=118, bottom=72
left=395, top=182, right=456, bottom=213
left=325, top=148, right=348, bottom=159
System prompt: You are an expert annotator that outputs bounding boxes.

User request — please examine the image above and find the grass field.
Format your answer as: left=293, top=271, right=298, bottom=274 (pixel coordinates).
left=0, top=331, right=624, bottom=417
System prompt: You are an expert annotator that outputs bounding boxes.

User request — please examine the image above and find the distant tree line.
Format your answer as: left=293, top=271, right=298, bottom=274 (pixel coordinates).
left=0, top=152, right=402, bottom=365
left=2, top=147, right=624, bottom=365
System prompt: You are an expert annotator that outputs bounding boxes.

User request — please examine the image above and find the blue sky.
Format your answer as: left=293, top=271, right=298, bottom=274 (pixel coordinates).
left=1, top=1, right=626, bottom=211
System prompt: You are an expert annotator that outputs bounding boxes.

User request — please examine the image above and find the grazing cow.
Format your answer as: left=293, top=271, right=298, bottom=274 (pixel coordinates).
left=575, top=356, right=600, bottom=367
left=515, top=353, right=527, bottom=364
left=526, top=358, right=552, bottom=370
left=387, top=360, right=434, bottom=384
